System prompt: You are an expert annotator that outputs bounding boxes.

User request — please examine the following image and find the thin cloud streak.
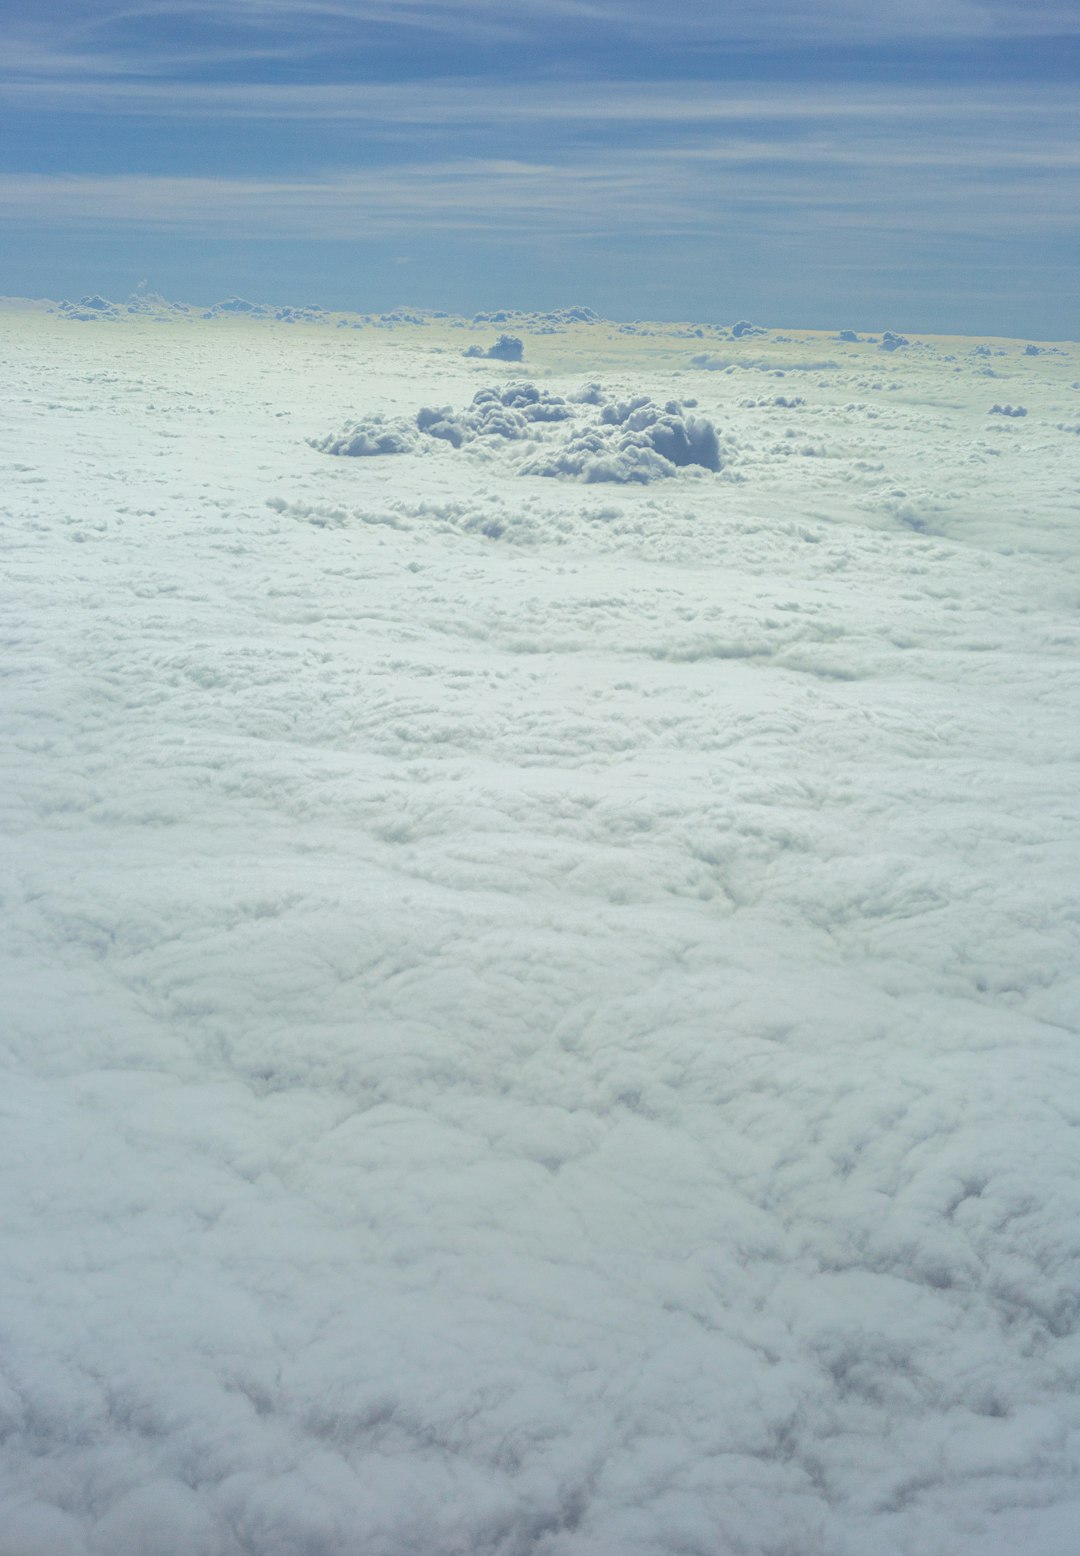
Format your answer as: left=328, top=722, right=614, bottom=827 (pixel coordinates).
left=2, top=72, right=1075, bottom=131
left=3, top=39, right=309, bottom=77
left=2, top=149, right=1074, bottom=244
left=5, top=1, right=1079, bottom=100
left=31, top=0, right=1080, bottom=50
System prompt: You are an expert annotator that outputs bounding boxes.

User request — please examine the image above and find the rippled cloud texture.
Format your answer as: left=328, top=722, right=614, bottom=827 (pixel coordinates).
left=2, top=299, right=1080, bottom=1554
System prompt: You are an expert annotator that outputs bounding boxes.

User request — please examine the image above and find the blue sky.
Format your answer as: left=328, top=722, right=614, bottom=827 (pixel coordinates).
left=2, top=1, right=1078, bottom=336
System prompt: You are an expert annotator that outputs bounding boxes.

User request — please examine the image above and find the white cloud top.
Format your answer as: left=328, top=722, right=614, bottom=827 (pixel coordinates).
left=2, top=304, right=1079, bottom=1553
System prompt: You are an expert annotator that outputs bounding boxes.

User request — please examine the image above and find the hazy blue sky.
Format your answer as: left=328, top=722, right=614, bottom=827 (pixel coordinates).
left=2, top=1, right=1078, bottom=336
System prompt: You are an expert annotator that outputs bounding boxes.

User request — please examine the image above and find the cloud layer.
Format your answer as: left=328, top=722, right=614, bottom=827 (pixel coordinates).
left=2, top=305, right=1079, bottom=1553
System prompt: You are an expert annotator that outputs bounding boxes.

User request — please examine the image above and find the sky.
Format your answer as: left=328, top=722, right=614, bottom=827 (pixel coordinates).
left=2, top=0, right=1078, bottom=337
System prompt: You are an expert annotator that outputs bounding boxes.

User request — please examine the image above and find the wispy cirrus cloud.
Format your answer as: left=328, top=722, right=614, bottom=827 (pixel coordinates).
left=3, top=132, right=1075, bottom=245
left=5, top=0, right=1080, bottom=86
left=24, top=0, right=1080, bottom=47
left=1, top=73, right=1075, bottom=127
left=3, top=72, right=1074, bottom=244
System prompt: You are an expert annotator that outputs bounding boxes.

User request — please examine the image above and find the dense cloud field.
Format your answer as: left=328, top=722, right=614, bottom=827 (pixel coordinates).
left=2, top=299, right=1079, bottom=1556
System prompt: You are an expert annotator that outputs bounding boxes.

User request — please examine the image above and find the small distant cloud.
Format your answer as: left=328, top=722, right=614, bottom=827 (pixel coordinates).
left=464, top=333, right=524, bottom=362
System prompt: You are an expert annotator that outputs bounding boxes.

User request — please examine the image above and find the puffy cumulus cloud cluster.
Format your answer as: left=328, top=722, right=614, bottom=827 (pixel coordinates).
left=82, top=296, right=442, bottom=330
left=519, top=392, right=722, bottom=482
left=464, top=333, right=525, bottom=362
left=691, top=351, right=840, bottom=374
left=56, top=294, right=124, bottom=321
left=203, top=296, right=326, bottom=323
left=333, top=305, right=601, bottom=336
left=310, top=383, right=725, bottom=483
left=472, top=305, right=601, bottom=334
left=124, top=290, right=192, bottom=319
left=307, top=413, right=421, bottom=456
left=53, top=293, right=329, bottom=325
left=311, top=383, right=569, bottom=458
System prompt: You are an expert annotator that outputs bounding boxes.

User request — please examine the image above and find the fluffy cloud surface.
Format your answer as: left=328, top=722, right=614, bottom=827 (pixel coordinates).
left=2, top=304, right=1079, bottom=1556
